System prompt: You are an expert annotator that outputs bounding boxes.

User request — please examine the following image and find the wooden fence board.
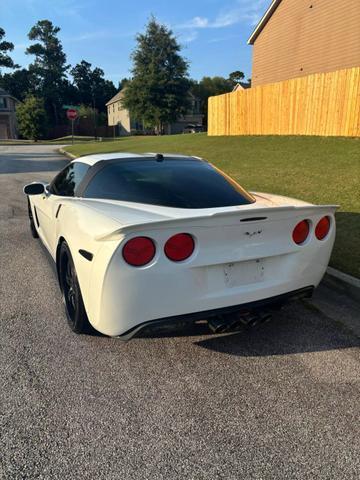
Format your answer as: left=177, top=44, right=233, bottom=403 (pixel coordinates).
left=208, top=67, right=360, bottom=137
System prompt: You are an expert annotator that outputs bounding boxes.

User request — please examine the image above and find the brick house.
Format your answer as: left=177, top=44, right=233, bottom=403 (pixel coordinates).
left=0, top=89, right=19, bottom=139
left=248, top=0, right=360, bottom=86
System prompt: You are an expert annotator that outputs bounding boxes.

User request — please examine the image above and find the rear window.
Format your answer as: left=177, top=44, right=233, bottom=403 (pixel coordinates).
left=83, top=158, right=255, bottom=209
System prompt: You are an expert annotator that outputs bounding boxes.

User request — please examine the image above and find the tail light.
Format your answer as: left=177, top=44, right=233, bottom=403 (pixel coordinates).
left=315, top=216, right=331, bottom=240
left=292, top=220, right=310, bottom=245
left=164, top=233, right=195, bottom=262
left=122, top=237, right=156, bottom=266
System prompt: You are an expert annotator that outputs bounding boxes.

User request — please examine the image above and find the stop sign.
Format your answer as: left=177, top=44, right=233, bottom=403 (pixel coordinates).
left=66, top=108, right=78, bottom=120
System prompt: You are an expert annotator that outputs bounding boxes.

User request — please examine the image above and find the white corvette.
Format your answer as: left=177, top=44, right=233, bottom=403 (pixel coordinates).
left=24, top=152, right=337, bottom=339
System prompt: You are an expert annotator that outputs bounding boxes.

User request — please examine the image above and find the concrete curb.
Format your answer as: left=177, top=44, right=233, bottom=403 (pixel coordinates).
left=58, top=148, right=76, bottom=160
left=324, top=267, right=360, bottom=302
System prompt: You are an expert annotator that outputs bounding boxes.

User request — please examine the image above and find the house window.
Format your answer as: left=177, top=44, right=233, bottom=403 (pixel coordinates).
left=0, top=97, right=7, bottom=109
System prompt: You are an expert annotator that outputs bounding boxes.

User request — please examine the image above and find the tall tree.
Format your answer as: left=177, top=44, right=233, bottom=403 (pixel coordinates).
left=228, top=70, right=245, bottom=86
left=0, top=28, right=18, bottom=70
left=16, top=95, right=48, bottom=141
left=70, top=60, right=117, bottom=112
left=26, top=20, right=69, bottom=125
left=122, top=17, right=190, bottom=132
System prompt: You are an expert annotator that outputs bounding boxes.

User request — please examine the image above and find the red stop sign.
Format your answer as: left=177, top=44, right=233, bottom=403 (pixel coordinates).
left=66, top=108, right=78, bottom=120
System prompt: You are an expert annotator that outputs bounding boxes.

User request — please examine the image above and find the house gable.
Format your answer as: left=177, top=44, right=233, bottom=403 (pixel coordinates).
left=249, top=0, right=360, bottom=86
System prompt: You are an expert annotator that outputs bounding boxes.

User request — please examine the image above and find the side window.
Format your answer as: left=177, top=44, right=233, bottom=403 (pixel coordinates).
left=50, top=162, right=89, bottom=196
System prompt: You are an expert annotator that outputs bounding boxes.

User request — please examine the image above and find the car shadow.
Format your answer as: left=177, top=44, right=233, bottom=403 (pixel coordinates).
left=137, top=302, right=360, bottom=356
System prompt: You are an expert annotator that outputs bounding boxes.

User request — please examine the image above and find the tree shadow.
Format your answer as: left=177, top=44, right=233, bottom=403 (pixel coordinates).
left=0, top=155, right=67, bottom=174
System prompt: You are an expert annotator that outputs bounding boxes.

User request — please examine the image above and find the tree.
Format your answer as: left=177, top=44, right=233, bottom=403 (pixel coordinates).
left=26, top=20, right=69, bottom=125
left=0, top=69, right=34, bottom=101
left=0, top=27, right=19, bottom=70
left=190, top=76, right=233, bottom=123
left=17, top=95, right=48, bottom=141
left=70, top=60, right=117, bottom=112
left=228, top=70, right=245, bottom=86
left=122, top=17, right=190, bottom=132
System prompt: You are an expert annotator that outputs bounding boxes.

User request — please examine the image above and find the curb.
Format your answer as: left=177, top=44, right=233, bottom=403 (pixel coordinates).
left=324, top=267, right=360, bottom=302
left=58, top=148, right=76, bottom=160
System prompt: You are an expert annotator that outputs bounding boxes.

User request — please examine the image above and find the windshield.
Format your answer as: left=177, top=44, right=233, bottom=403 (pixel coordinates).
left=83, top=158, right=255, bottom=209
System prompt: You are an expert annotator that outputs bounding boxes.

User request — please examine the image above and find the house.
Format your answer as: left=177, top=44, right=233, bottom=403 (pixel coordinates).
left=106, top=90, right=203, bottom=135
left=232, top=82, right=251, bottom=92
left=248, top=0, right=360, bottom=86
left=0, top=89, right=19, bottom=139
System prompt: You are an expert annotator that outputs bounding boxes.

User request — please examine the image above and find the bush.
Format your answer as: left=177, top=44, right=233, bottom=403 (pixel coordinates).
left=16, top=95, right=48, bottom=141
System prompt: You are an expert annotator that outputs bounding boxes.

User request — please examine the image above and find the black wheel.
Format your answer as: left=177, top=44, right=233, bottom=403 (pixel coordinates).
left=59, top=241, right=91, bottom=334
left=27, top=198, right=39, bottom=238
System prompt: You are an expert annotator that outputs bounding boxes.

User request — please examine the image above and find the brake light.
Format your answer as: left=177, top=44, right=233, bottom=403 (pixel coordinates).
left=164, top=233, right=195, bottom=262
left=122, top=237, right=156, bottom=266
left=315, top=216, right=331, bottom=240
left=292, top=220, right=310, bottom=245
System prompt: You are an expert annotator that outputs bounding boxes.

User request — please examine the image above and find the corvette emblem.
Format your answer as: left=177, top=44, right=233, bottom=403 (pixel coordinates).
left=245, top=230, right=262, bottom=237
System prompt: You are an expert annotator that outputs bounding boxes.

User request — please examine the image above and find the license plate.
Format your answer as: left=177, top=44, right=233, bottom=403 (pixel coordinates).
left=223, top=259, right=265, bottom=287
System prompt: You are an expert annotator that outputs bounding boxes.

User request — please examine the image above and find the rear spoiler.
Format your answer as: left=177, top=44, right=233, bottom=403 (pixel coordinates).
left=95, top=204, right=338, bottom=242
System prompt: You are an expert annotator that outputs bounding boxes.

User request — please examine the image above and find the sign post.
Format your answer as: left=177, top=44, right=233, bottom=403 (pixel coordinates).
left=66, top=109, right=78, bottom=144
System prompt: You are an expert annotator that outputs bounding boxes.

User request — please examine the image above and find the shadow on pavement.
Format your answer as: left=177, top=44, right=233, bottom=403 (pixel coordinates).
left=137, top=304, right=360, bottom=356
left=0, top=157, right=67, bottom=174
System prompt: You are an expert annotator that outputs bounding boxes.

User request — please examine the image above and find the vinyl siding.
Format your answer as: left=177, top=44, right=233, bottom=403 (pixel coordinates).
left=252, top=0, right=360, bottom=86
left=107, top=100, right=131, bottom=132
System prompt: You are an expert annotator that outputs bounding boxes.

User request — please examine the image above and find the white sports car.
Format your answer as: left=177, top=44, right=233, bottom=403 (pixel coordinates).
left=24, top=152, right=337, bottom=339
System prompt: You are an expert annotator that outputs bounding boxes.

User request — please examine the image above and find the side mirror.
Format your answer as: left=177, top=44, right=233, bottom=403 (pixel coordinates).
left=23, top=182, right=46, bottom=195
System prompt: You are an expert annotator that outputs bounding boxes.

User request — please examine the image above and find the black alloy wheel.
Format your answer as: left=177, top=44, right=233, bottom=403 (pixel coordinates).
left=59, top=241, right=90, bottom=334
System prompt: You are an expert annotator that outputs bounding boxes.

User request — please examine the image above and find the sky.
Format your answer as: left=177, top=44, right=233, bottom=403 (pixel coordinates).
left=1, top=0, right=270, bottom=86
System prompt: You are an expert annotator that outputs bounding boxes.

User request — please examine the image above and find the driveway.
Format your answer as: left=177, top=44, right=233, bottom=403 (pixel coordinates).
left=0, top=145, right=359, bottom=479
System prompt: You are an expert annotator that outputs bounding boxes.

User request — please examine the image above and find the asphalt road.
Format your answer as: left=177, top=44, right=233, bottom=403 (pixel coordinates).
left=0, top=145, right=359, bottom=480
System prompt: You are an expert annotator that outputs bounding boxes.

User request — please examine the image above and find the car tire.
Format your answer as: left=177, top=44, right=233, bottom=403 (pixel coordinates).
left=27, top=198, right=39, bottom=239
left=59, top=241, right=91, bottom=334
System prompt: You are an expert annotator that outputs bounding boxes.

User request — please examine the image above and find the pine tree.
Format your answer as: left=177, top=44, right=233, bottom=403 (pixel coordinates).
left=0, top=28, right=19, bottom=70
left=122, top=17, right=190, bottom=133
left=26, top=20, right=69, bottom=125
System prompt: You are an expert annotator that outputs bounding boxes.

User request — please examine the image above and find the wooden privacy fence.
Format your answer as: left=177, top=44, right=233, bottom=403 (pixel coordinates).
left=208, top=67, right=360, bottom=137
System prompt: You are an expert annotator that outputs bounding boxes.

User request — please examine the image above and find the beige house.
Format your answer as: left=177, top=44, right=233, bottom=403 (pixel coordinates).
left=248, top=0, right=360, bottom=86
left=0, top=89, right=19, bottom=139
left=106, top=90, right=203, bottom=135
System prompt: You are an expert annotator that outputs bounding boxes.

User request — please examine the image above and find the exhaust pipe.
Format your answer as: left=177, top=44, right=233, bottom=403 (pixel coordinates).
left=208, top=311, right=272, bottom=334
left=208, top=316, right=230, bottom=334
left=243, top=311, right=272, bottom=328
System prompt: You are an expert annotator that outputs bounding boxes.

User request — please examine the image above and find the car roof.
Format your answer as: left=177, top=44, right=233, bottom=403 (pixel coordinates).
left=73, top=152, right=203, bottom=167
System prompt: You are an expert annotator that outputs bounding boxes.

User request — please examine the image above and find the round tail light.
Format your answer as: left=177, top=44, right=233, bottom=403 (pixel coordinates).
left=164, top=233, right=195, bottom=262
left=122, top=237, right=156, bottom=266
left=292, top=220, right=310, bottom=245
left=315, top=216, right=331, bottom=240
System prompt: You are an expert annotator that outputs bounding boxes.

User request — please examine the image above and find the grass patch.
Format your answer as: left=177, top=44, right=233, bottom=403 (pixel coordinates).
left=65, top=134, right=360, bottom=278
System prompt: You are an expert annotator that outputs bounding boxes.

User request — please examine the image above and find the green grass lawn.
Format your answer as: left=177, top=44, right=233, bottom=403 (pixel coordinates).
left=65, top=134, right=360, bottom=278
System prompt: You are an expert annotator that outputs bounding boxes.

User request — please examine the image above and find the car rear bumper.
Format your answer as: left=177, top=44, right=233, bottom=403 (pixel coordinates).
left=117, top=286, right=314, bottom=340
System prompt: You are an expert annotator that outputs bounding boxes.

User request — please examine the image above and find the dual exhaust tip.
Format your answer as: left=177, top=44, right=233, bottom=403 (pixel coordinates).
left=207, top=311, right=272, bottom=334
